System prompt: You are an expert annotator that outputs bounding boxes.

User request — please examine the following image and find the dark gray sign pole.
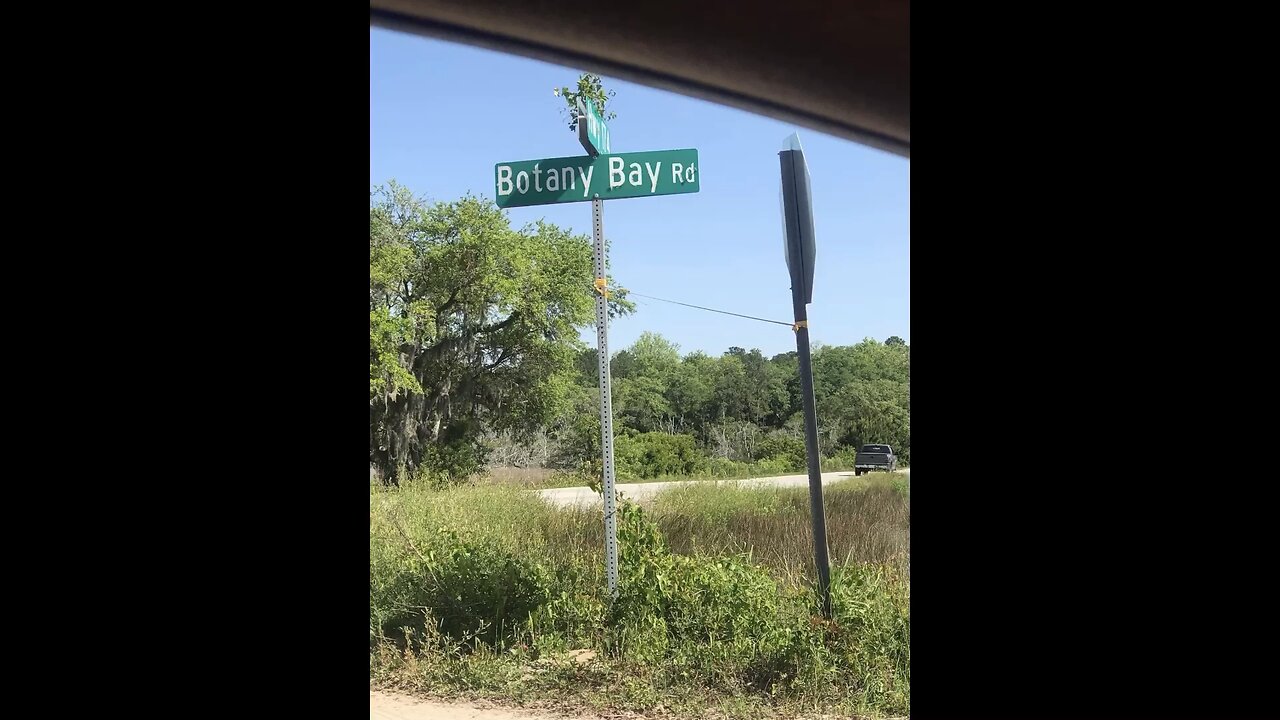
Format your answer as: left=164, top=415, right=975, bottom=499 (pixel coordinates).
left=779, top=133, right=831, bottom=619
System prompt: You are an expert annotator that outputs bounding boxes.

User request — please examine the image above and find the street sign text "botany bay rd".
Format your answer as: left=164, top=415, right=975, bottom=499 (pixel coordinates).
left=495, top=149, right=699, bottom=208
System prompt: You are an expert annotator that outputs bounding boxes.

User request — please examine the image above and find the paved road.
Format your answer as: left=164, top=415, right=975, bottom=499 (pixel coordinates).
left=537, top=468, right=908, bottom=507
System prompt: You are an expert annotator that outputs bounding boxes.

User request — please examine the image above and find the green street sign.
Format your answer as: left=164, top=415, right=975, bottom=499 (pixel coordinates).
left=495, top=148, right=699, bottom=208
left=578, top=98, right=611, bottom=156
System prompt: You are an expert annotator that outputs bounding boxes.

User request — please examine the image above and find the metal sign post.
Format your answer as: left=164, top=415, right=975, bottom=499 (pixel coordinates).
left=491, top=101, right=700, bottom=603
left=779, top=132, right=831, bottom=619
left=590, top=196, right=620, bottom=599
left=581, top=100, right=619, bottom=600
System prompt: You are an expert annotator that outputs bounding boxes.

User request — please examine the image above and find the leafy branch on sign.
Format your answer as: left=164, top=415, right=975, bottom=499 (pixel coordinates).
left=553, top=73, right=617, bottom=132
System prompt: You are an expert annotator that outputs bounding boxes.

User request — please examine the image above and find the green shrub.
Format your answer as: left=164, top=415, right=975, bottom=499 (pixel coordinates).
left=524, top=560, right=608, bottom=653
left=891, top=474, right=910, bottom=496
left=706, top=456, right=750, bottom=477
left=752, top=434, right=806, bottom=470
left=821, top=446, right=860, bottom=471
left=371, top=526, right=551, bottom=649
left=752, top=456, right=791, bottom=475
left=828, top=564, right=911, bottom=710
left=370, top=485, right=559, bottom=650
left=610, top=501, right=795, bottom=683
left=615, top=432, right=709, bottom=479
left=414, top=437, right=488, bottom=487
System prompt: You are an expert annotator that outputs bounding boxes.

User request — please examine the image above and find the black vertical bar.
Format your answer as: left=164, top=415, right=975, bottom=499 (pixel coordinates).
left=792, top=299, right=832, bottom=619
left=781, top=143, right=830, bottom=619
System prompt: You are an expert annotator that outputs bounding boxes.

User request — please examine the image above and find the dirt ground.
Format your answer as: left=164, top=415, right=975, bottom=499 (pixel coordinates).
left=370, top=691, right=572, bottom=720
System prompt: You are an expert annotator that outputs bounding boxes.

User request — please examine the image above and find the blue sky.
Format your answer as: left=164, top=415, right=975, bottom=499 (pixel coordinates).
left=371, top=28, right=909, bottom=358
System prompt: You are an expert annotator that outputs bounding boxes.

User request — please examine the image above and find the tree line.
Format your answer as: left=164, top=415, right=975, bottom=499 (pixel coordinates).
left=370, top=181, right=908, bottom=485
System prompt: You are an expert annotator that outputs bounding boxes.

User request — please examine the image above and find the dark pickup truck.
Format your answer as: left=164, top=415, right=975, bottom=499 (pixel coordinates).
left=853, top=444, right=897, bottom=476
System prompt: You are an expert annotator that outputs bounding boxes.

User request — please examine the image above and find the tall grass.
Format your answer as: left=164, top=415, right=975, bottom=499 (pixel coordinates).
left=530, top=477, right=910, bottom=585
left=652, top=477, right=910, bottom=585
left=370, top=476, right=910, bottom=717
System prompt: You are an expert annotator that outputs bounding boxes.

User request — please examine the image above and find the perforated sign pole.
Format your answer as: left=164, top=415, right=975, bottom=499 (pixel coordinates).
left=591, top=196, right=620, bottom=599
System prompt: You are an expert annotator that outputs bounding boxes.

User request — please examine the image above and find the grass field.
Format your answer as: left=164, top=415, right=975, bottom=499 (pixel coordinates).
left=370, top=475, right=909, bottom=718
